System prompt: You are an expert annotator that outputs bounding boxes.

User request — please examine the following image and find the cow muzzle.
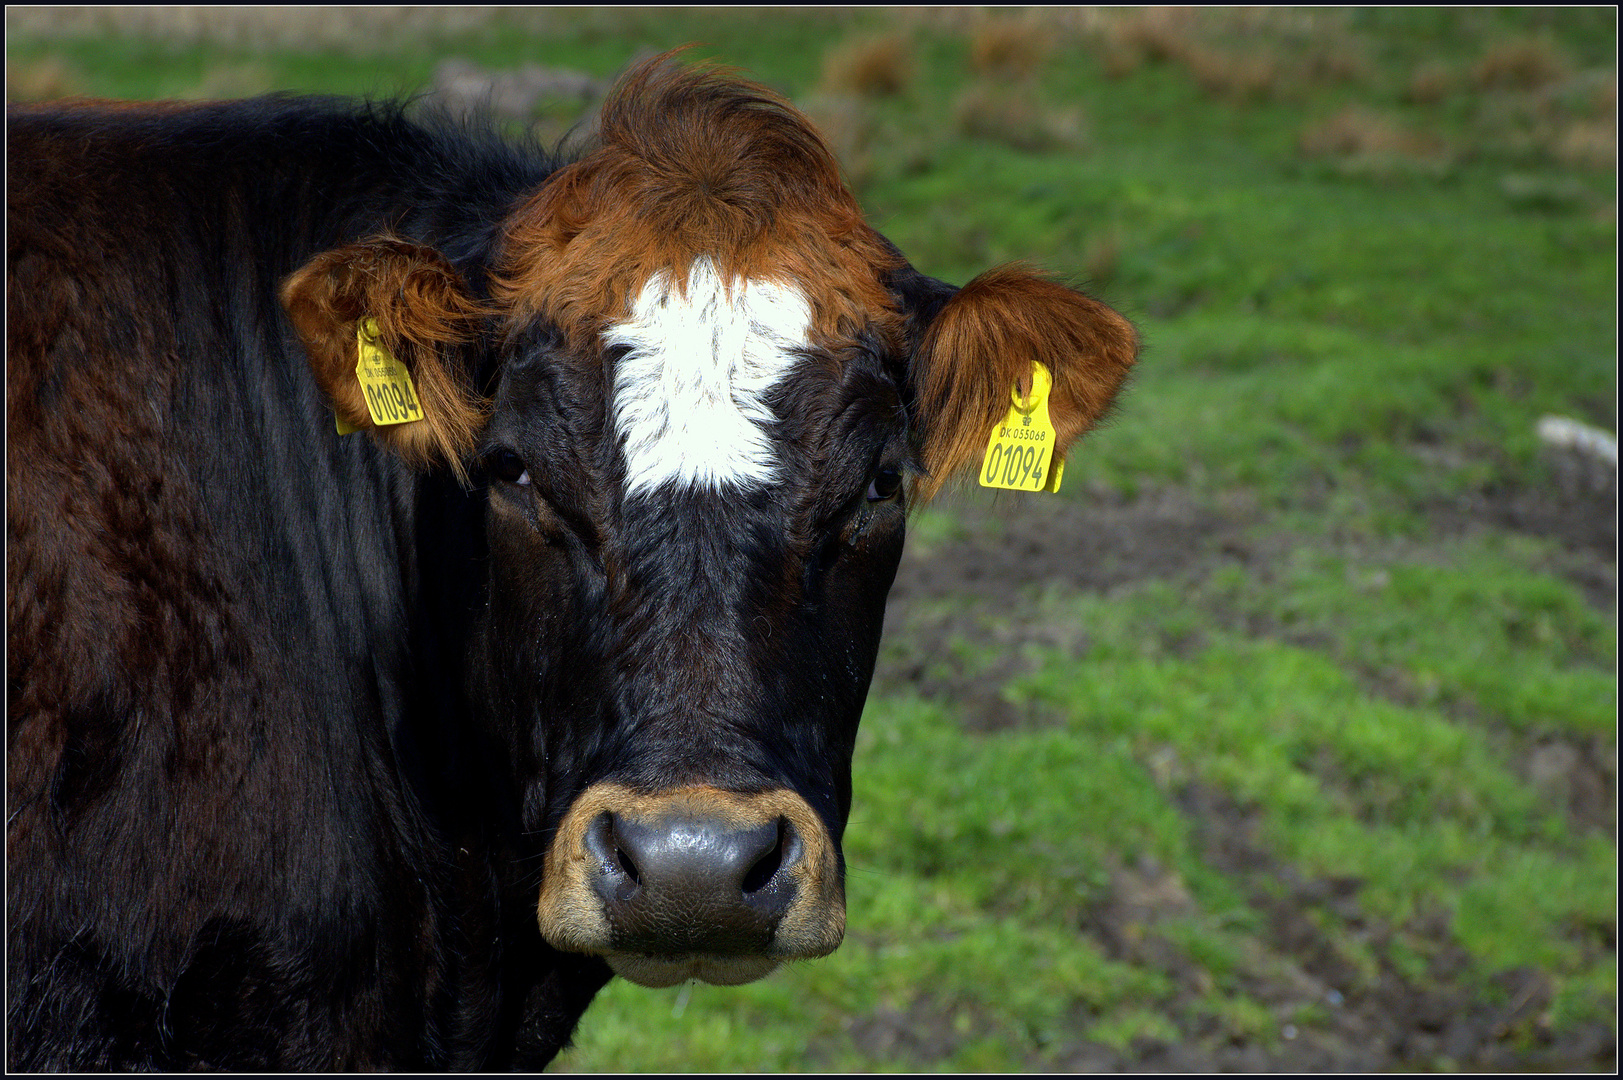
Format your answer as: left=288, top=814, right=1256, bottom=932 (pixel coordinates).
left=537, top=784, right=844, bottom=987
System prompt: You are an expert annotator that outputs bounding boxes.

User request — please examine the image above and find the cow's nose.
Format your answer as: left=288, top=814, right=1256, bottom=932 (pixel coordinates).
left=584, top=809, right=800, bottom=954
left=538, top=784, right=845, bottom=985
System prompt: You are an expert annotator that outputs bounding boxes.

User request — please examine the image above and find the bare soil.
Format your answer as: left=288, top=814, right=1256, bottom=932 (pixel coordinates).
left=867, top=447, right=1616, bottom=1072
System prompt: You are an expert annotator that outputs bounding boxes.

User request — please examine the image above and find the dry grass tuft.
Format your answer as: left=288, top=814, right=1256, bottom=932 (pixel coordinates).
left=1300, top=106, right=1452, bottom=177
left=1107, top=6, right=1203, bottom=67
left=799, top=92, right=881, bottom=189
left=1467, top=65, right=1618, bottom=171
left=1092, top=6, right=1367, bottom=101
left=1096, top=42, right=1140, bottom=82
left=1404, top=61, right=1459, bottom=105
left=1473, top=36, right=1573, bottom=92
left=1590, top=71, right=1618, bottom=119
left=1541, top=71, right=1618, bottom=171
left=1299, top=106, right=1440, bottom=158
left=819, top=33, right=915, bottom=99
left=6, top=56, right=86, bottom=102
left=968, top=15, right=1053, bottom=80
left=1184, top=45, right=1282, bottom=102
left=1297, top=45, right=1371, bottom=86
left=1097, top=6, right=1199, bottom=78
left=1551, top=118, right=1617, bottom=172
left=952, top=83, right=1085, bottom=154
left=799, top=89, right=936, bottom=194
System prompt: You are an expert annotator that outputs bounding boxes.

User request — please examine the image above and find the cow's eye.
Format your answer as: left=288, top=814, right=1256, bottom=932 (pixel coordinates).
left=866, top=467, right=902, bottom=502
left=489, top=449, right=530, bottom=486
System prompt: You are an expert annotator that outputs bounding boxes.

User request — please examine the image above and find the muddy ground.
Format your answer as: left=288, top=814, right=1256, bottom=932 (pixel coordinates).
left=863, top=444, right=1616, bottom=1072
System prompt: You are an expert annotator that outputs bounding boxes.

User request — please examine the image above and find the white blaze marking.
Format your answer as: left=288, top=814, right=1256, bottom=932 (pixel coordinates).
left=606, top=258, right=811, bottom=497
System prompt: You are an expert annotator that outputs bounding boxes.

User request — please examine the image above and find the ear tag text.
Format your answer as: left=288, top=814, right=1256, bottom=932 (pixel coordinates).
left=980, top=361, right=1062, bottom=493
left=355, top=317, right=424, bottom=427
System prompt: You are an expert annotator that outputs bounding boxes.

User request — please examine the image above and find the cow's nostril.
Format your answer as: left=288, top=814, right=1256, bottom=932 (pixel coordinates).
left=739, top=817, right=790, bottom=896
left=584, top=812, right=641, bottom=901
left=614, top=843, right=642, bottom=886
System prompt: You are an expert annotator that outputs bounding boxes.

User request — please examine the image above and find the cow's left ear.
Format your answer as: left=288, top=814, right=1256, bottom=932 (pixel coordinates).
left=905, top=265, right=1137, bottom=501
left=281, top=237, right=490, bottom=481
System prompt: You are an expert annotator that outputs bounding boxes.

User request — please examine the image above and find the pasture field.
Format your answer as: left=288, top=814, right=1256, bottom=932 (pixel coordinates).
left=8, top=7, right=1615, bottom=1071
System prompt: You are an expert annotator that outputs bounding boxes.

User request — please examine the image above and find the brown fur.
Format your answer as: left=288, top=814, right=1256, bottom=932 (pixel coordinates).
left=491, top=53, right=908, bottom=358
left=909, top=264, right=1137, bottom=501
left=280, top=237, right=491, bottom=484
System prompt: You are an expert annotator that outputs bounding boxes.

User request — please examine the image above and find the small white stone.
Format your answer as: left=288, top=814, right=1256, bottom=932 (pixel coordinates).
left=1536, top=415, right=1618, bottom=468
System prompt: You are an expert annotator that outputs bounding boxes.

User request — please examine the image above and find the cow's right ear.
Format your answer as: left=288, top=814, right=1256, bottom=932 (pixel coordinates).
left=281, top=237, right=491, bottom=481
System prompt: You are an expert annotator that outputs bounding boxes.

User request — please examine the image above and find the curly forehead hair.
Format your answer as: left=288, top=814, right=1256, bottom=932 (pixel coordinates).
left=492, top=51, right=908, bottom=353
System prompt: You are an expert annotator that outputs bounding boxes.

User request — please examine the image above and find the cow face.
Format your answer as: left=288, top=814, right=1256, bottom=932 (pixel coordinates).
left=283, top=57, right=1136, bottom=989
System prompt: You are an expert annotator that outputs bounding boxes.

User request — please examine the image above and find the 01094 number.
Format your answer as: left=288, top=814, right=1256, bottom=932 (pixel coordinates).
left=362, top=377, right=421, bottom=425
left=982, top=440, right=1049, bottom=490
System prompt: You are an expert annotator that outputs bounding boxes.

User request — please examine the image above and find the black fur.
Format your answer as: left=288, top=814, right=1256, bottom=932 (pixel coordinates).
left=8, top=97, right=597, bottom=1071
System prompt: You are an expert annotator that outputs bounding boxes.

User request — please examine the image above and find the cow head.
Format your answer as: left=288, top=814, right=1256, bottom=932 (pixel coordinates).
left=283, top=56, right=1135, bottom=989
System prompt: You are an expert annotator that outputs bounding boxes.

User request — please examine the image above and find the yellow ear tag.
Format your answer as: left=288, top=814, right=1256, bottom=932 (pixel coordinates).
left=980, top=362, right=1062, bottom=493
left=335, top=411, right=360, bottom=435
left=355, top=317, right=424, bottom=427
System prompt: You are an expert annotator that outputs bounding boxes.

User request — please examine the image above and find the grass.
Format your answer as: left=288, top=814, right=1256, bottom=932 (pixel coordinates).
left=8, top=6, right=1615, bottom=1071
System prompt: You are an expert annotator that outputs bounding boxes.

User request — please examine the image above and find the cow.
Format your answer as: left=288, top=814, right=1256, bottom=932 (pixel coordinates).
left=6, top=54, right=1136, bottom=1070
